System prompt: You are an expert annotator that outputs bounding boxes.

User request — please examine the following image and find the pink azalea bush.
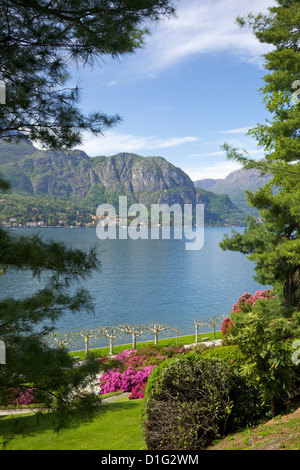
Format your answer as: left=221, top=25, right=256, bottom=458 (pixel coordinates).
left=232, top=289, right=274, bottom=313
left=222, top=289, right=275, bottom=343
left=221, top=317, right=233, bottom=344
left=99, top=345, right=187, bottom=399
left=100, top=364, right=156, bottom=399
left=10, top=388, right=37, bottom=405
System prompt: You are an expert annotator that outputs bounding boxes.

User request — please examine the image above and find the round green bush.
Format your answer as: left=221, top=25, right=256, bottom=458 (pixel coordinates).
left=142, top=353, right=267, bottom=450
left=142, top=354, right=238, bottom=450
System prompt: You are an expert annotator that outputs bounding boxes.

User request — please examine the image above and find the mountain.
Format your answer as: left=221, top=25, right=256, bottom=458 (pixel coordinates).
left=0, top=136, right=37, bottom=164
left=194, top=168, right=272, bottom=215
left=0, top=143, right=246, bottom=227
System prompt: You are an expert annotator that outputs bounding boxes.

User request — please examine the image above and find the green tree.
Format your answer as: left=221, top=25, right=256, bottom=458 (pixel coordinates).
left=220, top=0, right=300, bottom=314
left=0, top=0, right=175, bottom=149
left=226, top=298, right=297, bottom=417
left=0, top=0, right=175, bottom=432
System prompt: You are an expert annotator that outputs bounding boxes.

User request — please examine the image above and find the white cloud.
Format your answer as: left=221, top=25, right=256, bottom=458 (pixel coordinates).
left=106, top=80, right=119, bottom=86
left=135, top=0, right=275, bottom=74
left=77, top=131, right=200, bottom=156
left=183, top=160, right=243, bottom=181
left=157, top=136, right=199, bottom=148
left=193, top=150, right=225, bottom=157
left=216, top=127, right=252, bottom=135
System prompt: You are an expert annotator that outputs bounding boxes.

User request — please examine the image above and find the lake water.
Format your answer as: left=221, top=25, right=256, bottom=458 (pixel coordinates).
left=0, top=227, right=268, bottom=349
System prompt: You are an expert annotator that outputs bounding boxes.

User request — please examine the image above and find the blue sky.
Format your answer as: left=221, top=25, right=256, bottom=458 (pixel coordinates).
left=73, top=0, right=275, bottom=181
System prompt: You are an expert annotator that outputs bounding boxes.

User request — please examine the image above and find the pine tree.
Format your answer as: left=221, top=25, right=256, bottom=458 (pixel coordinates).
left=0, top=0, right=175, bottom=432
left=0, top=0, right=175, bottom=148
left=220, top=0, right=300, bottom=315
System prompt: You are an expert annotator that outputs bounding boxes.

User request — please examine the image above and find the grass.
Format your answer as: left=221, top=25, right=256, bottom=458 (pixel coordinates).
left=2, top=397, right=300, bottom=451
left=205, top=405, right=300, bottom=450
left=0, top=397, right=146, bottom=450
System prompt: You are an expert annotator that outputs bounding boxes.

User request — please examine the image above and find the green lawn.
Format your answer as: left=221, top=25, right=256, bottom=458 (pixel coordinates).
left=0, top=397, right=146, bottom=450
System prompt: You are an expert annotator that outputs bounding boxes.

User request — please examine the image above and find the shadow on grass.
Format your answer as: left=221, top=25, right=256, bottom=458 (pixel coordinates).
left=0, top=405, right=101, bottom=446
left=0, top=397, right=142, bottom=448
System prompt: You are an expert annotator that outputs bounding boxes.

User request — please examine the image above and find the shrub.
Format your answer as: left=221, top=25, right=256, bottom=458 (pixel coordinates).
left=228, top=290, right=277, bottom=344
left=232, top=292, right=253, bottom=313
left=228, top=301, right=298, bottom=417
left=201, top=345, right=270, bottom=423
left=201, top=344, right=243, bottom=368
left=142, top=354, right=257, bottom=450
left=99, top=345, right=188, bottom=399
left=100, top=364, right=156, bottom=398
left=232, top=289, right=274, bottom=313
left=221, top=318, right=233, bottom=344
left=7, top=388, right=38, bottom=405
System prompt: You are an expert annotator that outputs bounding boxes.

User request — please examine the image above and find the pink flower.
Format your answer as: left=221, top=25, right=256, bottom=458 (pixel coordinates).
left=221, top=318, right=233, bottom=344
left=9, top=388, right=37, bottom=405
left=232, top=289, right=274, bottom=313
left=99, top=345, right=187, bottom=399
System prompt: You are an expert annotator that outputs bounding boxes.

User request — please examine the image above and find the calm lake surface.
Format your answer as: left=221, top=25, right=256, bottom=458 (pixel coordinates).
left=0, top=227, right=268, bottom=348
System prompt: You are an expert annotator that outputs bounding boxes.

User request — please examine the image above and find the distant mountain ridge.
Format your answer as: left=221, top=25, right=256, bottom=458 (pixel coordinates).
left=194, top=168, right=272, bottom=215
left=0, top=144, right=194, bottom=197
left=0, top=140, right=246, bottom=226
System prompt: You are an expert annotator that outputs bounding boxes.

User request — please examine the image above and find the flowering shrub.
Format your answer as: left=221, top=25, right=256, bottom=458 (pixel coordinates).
left=232, top=292, right=253, bottom=313
left=252, top=289, right=275, bottom=304
left=232, top=289, right=274, bottom=313
left=221, top=317, right=233, bottom=344
left=225, top=289, right=276, bottom=343
left=100, top=364, right=156, bottom=398
left=10, top=388, right=37, bottom=405
left=99, top=345, right=187, bottom=399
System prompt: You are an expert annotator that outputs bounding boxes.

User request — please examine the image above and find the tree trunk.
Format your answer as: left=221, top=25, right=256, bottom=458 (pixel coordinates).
left=109, top=337, right=114, bottom=356
left=270, top=396, right=285, bottom=418
left=85, top=337, right=89, bottom=359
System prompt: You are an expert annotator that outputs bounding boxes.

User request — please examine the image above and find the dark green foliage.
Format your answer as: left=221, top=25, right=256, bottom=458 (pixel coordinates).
left=0, top=0, right=175, bottom=149
left=142, top=354, right=264, bottom=450
left=0, top=229, right=99, bottom=280
left=226, top=297, right=299, bottom=416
